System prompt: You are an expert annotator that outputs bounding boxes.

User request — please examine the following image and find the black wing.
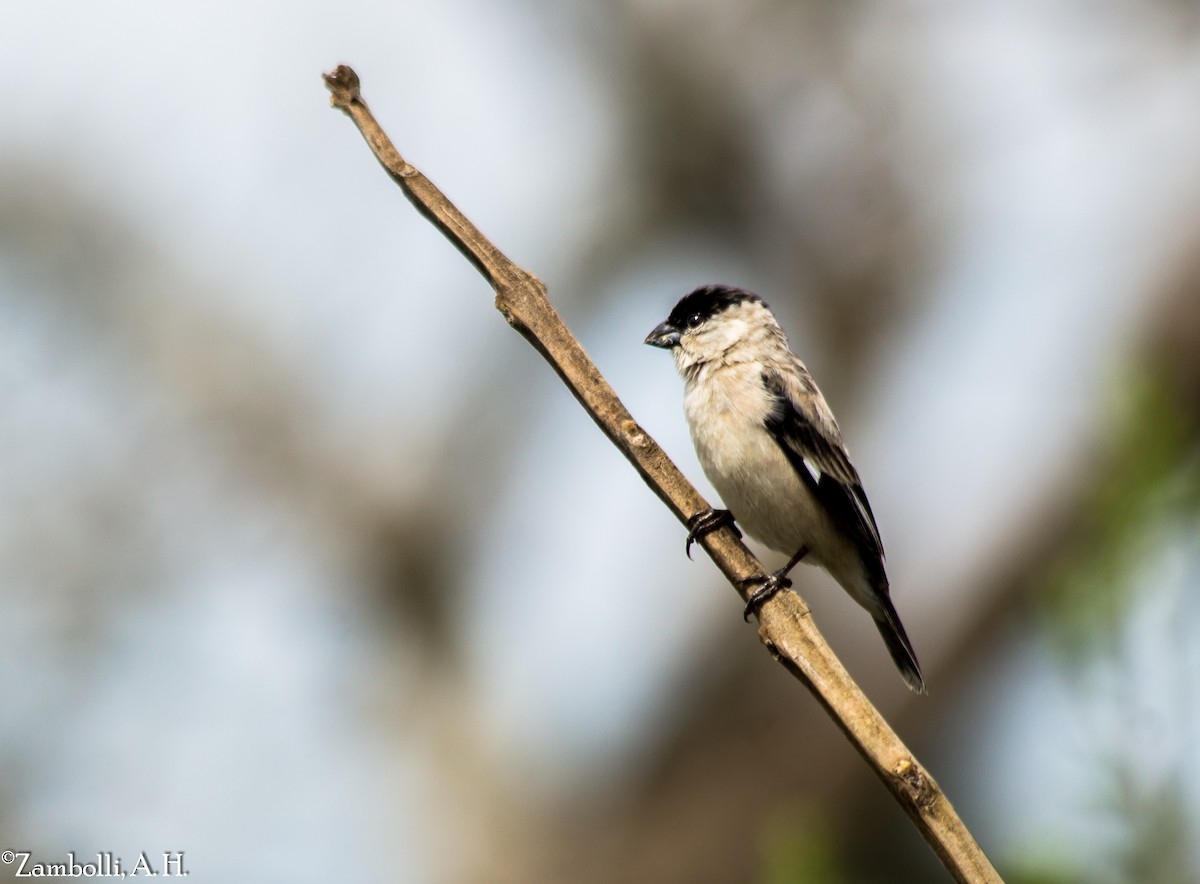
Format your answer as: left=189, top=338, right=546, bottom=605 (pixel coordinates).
left=761, top=368, right=885, bottom=567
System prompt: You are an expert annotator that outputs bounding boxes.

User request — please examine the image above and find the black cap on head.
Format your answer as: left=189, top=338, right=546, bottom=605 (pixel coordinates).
left=645, top=285, right=764, bottom=349
left=667, top=285, right=762, bottom=329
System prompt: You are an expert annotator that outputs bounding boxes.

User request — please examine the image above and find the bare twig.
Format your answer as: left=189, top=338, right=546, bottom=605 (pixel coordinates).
left=323, top=64, right=1001, bottom=883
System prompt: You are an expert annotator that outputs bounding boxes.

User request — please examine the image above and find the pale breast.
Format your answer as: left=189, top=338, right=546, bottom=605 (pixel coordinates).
left=682, top=364, right=864, bottom=592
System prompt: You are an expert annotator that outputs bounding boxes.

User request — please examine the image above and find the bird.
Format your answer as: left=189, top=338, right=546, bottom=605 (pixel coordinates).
left=645, top=284, right=924, bottom=693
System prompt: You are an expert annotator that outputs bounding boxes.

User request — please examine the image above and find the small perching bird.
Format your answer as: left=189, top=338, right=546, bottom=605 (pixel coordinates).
left=645, top=285, right=924, bottom=693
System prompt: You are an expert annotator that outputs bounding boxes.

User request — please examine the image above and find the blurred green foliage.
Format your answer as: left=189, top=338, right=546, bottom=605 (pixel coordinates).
left=1040, top=357, right=1200, bottom=659
left=1108, top=777, right=1197, bottom=884
left=759, top=805, right=850, bottom=884
left=1031, top=352, right=1200, bottom=883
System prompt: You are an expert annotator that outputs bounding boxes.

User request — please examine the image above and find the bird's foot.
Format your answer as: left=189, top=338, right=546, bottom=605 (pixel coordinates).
left=684, top=508, right=740, bottom=560
left=739, top=570, right=793, bottom=622
left=741, top=545, right=809, bottom=620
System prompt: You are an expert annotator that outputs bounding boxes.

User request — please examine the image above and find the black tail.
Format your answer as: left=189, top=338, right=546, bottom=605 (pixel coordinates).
left=873, top=596, right=925, bottom=694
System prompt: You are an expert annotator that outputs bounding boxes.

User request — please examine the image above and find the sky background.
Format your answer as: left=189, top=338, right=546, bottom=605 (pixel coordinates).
left=2, top=2, right=1199, bottom=882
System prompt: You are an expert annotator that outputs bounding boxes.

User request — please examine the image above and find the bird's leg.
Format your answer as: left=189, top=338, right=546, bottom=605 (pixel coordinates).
left=684, top=507, right=741, bottom=560
left=741, top=545, right=809, bottom=621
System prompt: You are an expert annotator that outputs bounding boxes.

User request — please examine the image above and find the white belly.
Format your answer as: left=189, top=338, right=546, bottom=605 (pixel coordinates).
left=683, top=366, right=870, bottom=604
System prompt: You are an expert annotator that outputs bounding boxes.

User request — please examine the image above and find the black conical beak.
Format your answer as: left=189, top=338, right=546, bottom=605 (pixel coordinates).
left=644, top=320, right=681, bottom=349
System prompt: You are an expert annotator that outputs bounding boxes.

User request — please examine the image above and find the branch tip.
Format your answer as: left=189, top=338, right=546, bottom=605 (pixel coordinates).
left=323, top=64, right=364, bottom=112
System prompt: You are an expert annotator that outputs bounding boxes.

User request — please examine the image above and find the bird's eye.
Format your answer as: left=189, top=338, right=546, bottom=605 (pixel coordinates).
left=686, top=313, right=703, bottom=328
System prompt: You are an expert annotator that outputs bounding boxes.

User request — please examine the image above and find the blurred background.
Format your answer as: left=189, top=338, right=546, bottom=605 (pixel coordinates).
left=2, top=1, right=1199, bottom=881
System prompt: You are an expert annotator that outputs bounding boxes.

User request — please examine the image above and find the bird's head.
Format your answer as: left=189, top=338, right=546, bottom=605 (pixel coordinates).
left=645, top=285, right=779, bottom=372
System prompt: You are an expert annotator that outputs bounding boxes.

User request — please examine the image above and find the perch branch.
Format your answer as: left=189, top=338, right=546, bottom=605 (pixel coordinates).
left=322, top=64, right=1001, bottom=884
